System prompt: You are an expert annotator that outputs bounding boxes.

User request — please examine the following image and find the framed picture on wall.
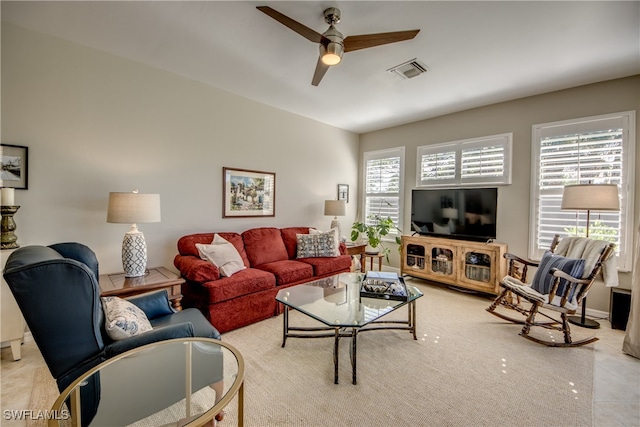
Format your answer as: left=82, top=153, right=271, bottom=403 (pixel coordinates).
left=223, top=167, right=276, bottom=217
left=338, top=184, right=349, bottom=203
left=0, top=144, right=28, bottom=189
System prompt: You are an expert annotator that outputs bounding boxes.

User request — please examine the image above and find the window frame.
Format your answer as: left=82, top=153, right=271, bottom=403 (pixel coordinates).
left=362, top=147, right=405, bottom=238
left=528, top=110, right=636, bottom=271
left=416, top=133, right=512, bottom=187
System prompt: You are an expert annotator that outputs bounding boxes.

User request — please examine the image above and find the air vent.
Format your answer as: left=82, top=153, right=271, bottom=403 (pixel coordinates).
left=387, top=59, right=428, bottom=80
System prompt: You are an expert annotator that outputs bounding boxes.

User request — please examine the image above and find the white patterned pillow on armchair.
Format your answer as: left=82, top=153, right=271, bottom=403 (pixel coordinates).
left=101, top=296, right=153, bottom=341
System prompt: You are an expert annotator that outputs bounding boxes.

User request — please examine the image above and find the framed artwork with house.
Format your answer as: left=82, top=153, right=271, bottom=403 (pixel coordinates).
left=223, top=167, right=275, bottom=217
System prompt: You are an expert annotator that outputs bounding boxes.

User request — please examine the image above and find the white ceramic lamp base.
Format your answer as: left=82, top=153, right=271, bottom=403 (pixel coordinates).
left=122, top=224, right=147, bottom=277
left=330, top=217, right=341, bottom=240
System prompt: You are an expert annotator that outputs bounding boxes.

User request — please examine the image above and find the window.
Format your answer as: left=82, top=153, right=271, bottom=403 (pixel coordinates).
left=417, top=133, right=512, bottom=187
left=363, top=147, right=404, bottom=234
left=530, top=111, right=635, bottom=270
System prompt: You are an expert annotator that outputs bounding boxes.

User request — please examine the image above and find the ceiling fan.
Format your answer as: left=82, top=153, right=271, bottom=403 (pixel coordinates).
left=257, top=6, right=420, bottom=86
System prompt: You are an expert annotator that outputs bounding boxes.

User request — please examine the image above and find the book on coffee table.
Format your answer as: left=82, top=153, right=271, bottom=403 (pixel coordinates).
left=360, top=271, right=408, bottom=301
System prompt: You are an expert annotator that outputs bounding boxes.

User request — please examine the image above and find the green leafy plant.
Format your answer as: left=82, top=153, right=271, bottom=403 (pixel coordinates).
left=351, top=214, right=402, bottom=263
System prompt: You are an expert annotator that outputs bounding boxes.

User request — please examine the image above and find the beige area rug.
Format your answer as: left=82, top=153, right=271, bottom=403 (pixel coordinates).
left=29, top=282, right=595, bottom=426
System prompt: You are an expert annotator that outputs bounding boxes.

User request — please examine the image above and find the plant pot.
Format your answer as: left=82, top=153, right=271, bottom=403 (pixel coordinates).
left=365, top=245, right=380, bottom=255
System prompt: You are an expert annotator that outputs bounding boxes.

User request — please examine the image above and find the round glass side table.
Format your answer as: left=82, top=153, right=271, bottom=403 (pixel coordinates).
left=49, top=337, right=244, bottom=427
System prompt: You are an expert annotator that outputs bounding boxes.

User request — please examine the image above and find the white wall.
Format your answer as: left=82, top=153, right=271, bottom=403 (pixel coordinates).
left=1, top=23, right=359, bottom=273
left=360, top=75, right=640, bottom=312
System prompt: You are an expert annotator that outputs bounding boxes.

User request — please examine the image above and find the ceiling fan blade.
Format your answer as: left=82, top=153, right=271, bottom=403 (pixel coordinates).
left=311, top=57, right=330, bottom=86
left=343, top=29, right=420, bottom=52
left=256, top=6, right=324, bottom=43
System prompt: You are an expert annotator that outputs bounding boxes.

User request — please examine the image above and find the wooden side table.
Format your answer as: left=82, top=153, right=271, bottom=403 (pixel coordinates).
left=364, top=253, right=384, bottom=271
left=344, top=243, right=366, bottom=273
left=99, top=267, right=185, bottom=310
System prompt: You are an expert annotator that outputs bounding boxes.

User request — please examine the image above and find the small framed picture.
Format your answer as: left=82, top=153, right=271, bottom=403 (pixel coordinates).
left=338, top=184, right=349, bottom=202
left=0, top=144, right=28, bottom=189
left=223, top=167, right=276, bottom=217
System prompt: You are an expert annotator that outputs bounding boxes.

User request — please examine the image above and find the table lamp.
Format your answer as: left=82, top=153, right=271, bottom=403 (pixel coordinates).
left=561, top=183, right=619, bottom=328
left=324, top=200, right=346, bottom=238
left=107, top=191, right=161, bottom=277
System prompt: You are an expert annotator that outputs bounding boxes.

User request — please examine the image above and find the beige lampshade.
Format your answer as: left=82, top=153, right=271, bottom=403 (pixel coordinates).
left=561, top=184, right=620, bottom=211
left=324, top=200, right=346, bottom=217
left=107, top=192, right=161, bottom=224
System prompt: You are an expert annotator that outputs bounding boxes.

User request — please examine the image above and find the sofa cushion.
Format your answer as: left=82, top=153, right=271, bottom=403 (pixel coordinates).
left=201, top=268, right=276, bottom=304
left=255, top=260, right=314, bottom=286
left=177, top=232, right=250, bottom=267
left=299, top=255, right=352, bottom=276
left=297, top=229, right=340, bottom=258
left=280, top=227, right=311, bottom=259
left=196, top=234, right=246, bottom=277
left=242, top=227, right=288, bottom=266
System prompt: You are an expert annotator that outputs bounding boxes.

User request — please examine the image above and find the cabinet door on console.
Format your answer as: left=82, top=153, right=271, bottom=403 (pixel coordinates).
left=458, top=247, right=500, bottom=293
left=426, top=242, right=457, bottom=284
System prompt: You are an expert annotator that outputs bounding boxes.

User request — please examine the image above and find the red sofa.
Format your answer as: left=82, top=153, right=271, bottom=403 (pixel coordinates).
left=174, top=227, right=352, bottom=333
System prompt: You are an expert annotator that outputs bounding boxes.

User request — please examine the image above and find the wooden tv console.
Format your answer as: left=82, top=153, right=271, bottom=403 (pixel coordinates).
left=401, top=235, right=507, bottom=295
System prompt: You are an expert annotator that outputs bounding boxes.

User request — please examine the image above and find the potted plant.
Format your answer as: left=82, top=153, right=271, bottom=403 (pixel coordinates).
left=351, top=214, right=402, bottom=263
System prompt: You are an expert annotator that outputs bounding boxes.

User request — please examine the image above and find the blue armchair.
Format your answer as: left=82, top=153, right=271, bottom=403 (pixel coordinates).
left=3, top=243, right=222, bottom=425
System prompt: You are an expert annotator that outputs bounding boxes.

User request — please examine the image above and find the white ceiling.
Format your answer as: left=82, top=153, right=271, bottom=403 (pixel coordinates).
left=2, top=1, right=639, bottom=134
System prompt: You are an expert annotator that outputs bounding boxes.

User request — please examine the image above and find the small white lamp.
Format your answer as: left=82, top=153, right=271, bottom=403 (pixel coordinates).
left=107, top=191, right=161, bottom=277
left=324, top=200, right=346, bottom=238
left=561, top=183, right=619, bottom=328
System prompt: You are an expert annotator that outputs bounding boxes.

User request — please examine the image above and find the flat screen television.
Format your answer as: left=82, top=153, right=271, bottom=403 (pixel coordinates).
left=410, top=188, right=498, bottom=242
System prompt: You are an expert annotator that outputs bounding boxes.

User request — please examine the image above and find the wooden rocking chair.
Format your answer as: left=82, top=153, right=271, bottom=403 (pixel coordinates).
left=486, top=235, right=616, bottom=347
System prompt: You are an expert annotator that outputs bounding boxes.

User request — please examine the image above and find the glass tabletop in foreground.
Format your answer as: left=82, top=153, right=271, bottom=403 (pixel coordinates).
left=275, top=273, right=423, bottom=328
left=50, top=338, right=244, bottom=427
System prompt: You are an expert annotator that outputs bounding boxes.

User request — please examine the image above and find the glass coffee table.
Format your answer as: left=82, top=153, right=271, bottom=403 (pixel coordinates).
left=276, top=273, right=423, bottom=385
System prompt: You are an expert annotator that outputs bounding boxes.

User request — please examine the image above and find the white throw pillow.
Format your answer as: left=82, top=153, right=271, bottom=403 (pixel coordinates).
left=101, top=296, right=153, bottom=341
left=196, top=234, right=246, bottom=277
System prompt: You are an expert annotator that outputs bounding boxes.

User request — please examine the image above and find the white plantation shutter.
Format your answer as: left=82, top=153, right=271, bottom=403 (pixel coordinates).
left=461, top=143, right=506, bottom=179
left=363, top=147, right=404, bottom=232
left=417, top=134, right=512, bottom=186
left=530, top=111, right=635, bottom=270
left=418, top=144, right=457, bottom=185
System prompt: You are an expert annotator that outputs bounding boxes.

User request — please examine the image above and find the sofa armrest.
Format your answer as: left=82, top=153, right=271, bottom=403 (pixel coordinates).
left=174, top=254, right=220, bottom=283
left=104, top=323, right=195, bottom=358
left=339, top=242, right=347, bottom=256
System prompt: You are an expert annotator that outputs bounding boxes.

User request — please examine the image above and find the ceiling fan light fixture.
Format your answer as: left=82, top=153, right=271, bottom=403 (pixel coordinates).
left=321, top=41, right=343, bottom=65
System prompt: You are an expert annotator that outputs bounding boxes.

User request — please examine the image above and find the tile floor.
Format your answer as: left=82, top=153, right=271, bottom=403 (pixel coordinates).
left=1, top=317, right=639, bottom=426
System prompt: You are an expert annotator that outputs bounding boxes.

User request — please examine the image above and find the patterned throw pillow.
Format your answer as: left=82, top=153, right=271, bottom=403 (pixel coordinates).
left=196, top=233, right=246, bottom=277
left=297, top=230, right=340, bottom=258
left=101, top=296, right=153, bottom=341
left=309, top=228, right=340, bottom=256
left=531, top=251, right=586, bottom=300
